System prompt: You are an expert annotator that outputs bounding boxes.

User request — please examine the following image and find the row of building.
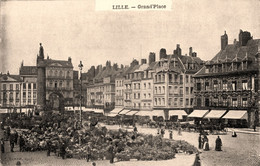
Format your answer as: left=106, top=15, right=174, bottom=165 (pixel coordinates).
left=0, top=30, right=259, bottom=126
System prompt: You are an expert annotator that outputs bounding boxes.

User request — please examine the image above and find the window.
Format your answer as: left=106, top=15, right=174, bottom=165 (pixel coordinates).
left=242, top=98, right=247, bottom=107
left=179, top=87, right=183, bottom=95
left=186, top=87, right=189, bottom=95
left=196, top=83, right=201, bottom=91
left=16, top=92, right=19, bottom=99
left=16, top=84, right=19, bottom=90
left=223, top=80, right=228, bottom=90
left=169, top=74, right=173, bottom=82
left=162, top=98, right=165, bottom=105
left=158, top=98, right=161, bottom=105
left=186, top=75, right=189, bottom=83
left=155, top=98, right=157, bottom=105
left=159, top=87, right=161, bottom=94
left=180, top=98, right=183, bottom=106
left=67, top=81, right=70, bottom=87
left=180, top=75, right=183, bottom=84
left=59, top=81, right=62, bottom=87
left=10, top=84, right=13, bottom=90
left=134, top=93, right=136, bottom=99
left=205, top=98, right=210, bottom=107
left=134, top=84, right=136, bottom=89
left=144, top=93, right=146, bottom=99
left=55, top=70, right=58, bottom=76
left=144, top=83, right=146, bottom=89
left=148, top=83, right=151, bottom=89
left=186, top=99, right=189, bottom=106
left=174, top=98, right=178, bottom=106
left=232, top=81, right=237, bottom=91
left=212, top=97, right=218, bottom=106
left=3, top=84, right=6, bottom=90
left=190, top=76, right=193, bottom=83
left=148, top=93, right=151, bottom=98
left=33, top=92, right=36, bottom=99
left=223, top=97, right=228, bottom=106
left=190, top=98, right=193, bottom=106
left=205, top=82, right=209, bottom=90
left=190, top=87, right=193, bottom=94
left=213, top=80, right=218, bottom=91
left=23, top=83, right=26, bottom=89
left=28, top=83, right=31, bottom=89
left=162, top=86, right=165, bottom=93
left=174, top=74, right=178, bottom=82
left=55, top=81, right=58, bottom=88
left=232, top=98, right=238, bottom=107
left=49, top=70, right=53, bottom=76
left=138, top=93, right=140, bottom=99
left=242, top=80, right=248, bottom=90
left=33, top=83, right=36, bottom=89
left=155, top=87, right=157, bottom=94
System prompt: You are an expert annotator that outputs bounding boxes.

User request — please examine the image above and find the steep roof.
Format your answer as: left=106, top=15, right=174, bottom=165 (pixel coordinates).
left=45, top=59, right=73, bottom=68
left=20, top=66, right=37, bottom=75
left=0, top=74, right=22, bottom=82
left=194, top=39, right=260, bottom=77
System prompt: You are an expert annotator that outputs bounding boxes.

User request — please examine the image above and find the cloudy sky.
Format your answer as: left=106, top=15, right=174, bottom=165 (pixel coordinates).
left=0, top=0, right=259, bottom=74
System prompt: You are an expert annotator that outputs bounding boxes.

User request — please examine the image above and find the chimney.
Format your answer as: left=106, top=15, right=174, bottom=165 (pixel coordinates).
left=131, top=59, right=139, bottom=67
left=189, top=47, right=193, bottom=56
left=121, top=64, right=124, bottom=69
left=113, top=63, right=118, bottom=70
left=221, top=31, right=228, bottom=50
left=176, top=44, right=182, bottom=56
left=149, top=52, right=156, bottom=64
left=68, top=57, right=71, bottom=62
left=141, top=59, right=147, bottom=65
left=192, top=52, right=197, bottom=57
left=159, top=48, right=167, bottom=59
left=239, top=29, right=252, bottom=46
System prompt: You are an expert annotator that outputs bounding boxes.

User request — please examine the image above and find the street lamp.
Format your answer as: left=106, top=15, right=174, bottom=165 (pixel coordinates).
left=78, top=61, right=83, bottom=128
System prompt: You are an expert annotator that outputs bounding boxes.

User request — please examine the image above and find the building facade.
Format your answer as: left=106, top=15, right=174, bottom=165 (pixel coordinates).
left=193, top=30, right=260, bottom=127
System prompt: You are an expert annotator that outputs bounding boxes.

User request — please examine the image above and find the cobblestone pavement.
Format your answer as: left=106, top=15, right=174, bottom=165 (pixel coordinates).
left=103, top=124, right=260, bottom=166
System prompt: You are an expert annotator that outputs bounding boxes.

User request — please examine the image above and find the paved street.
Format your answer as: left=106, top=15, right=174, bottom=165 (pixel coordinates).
left=104, top=124, right=260, bottom=166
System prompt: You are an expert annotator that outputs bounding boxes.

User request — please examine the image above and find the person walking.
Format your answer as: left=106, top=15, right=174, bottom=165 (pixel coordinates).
left=215, top=136, right=222, bottom=151
left=108, top=142, right=115, bottom=164
left=86, top=143, right=91, bottom=162
left=60, top=142, right=66, bottom=159
left=169, top=129, right=173, bottom=140
left=203, top=135, right=209, bottom=151
left=161, top=128, right=165, bottom=138
left=198, top=134, right=202, bottom=149
left=9, top=134, right=15, bottom=152
left=232, top=131, right=237, bottom=137
left=1, top=138, right=5, bottom=153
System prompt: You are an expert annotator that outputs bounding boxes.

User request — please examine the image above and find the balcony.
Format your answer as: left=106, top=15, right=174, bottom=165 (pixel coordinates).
left=125, top=89, right=132, bottom=93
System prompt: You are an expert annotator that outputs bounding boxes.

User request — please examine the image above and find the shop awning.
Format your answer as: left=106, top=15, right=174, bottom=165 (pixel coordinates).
left=119, top=109, right=131, bottom=115
left=222, top=110, right=248, bottom=120
left=188, top=110, right=209, bottom=118
left=65, top=107, right=73, bottom=111
left=204, top=110, right=227, bottom=119
left=93, top=109, right=104, bottom=114
left=168, top=110, right=187, bottom=119
left=150, top=110, right=165, bottom=119
left=0, top=108, right=8, bottom=113
left=135, top=111, right=153, bottom=116
left=125, top=110, right=139, bottom=116
left=107, top=113, right=118, bottom=117
left=110, top=108, right=124, bottom=114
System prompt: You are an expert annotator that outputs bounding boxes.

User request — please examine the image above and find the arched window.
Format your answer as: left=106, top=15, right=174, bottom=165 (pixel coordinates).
left=54, top=70, right=58, bottom=76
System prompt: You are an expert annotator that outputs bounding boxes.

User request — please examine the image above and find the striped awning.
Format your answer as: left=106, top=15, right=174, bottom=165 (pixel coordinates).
left=168, top=110, right=187, bottom=119
left=188, top=110, right=209, bottom=118
left=222, top=110, right=248, bottom=120
left=93, top=109, right=104, bottom=114
left=119, top=109, right=131, bottom=115
left=150, top=110, right=165, bottom=119
left=125, top=110, right=139, bottom=116
left=135, top=111, right=153, bottom=116
left=110, top=108, right=124, bottom=114
left=204, top=110, right=227, bottom=119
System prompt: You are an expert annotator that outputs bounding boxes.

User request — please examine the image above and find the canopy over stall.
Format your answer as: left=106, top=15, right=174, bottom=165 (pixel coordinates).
left=222, top=110, right=248, bottom=120
left=150, top=110, right=165, bottom=119
left=204, top=110, right=227, bottom=119
left=125, top=110, right=139, bottom=116
left=168, top=110, right=187, bottom=119
left=135, top=111, right=153, bottom=116
left=188, top=110, right=209, bottom=118
left=110, top=108, right=124, bottom=114
left=119, top=109, right=131, bottom=115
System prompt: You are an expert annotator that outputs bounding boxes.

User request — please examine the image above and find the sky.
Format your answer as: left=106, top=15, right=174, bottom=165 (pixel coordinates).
left=0, top=0, right=260, bottom=74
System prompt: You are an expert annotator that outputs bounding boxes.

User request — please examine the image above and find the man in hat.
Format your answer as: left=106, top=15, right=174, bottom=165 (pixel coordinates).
left=108, top=142, right=115, bottom=163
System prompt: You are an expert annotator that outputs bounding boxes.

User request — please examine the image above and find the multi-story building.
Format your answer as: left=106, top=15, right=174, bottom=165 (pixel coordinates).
left=36, top=43, right=74, bottom=112
left=19, top=64, right=38, bottom=109
left=123, top=60, right=140, bottom=109
left=153, top=46, right=203, bottom=119
left=0, top=73, right=22, bottom=111
left=193, top=30, right=260, bottom=127
left=86, top=62, right=122, bottom=111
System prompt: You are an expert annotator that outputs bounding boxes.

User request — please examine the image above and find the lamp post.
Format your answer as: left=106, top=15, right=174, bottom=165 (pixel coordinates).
left=78, top=61, right=83, bottom=128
